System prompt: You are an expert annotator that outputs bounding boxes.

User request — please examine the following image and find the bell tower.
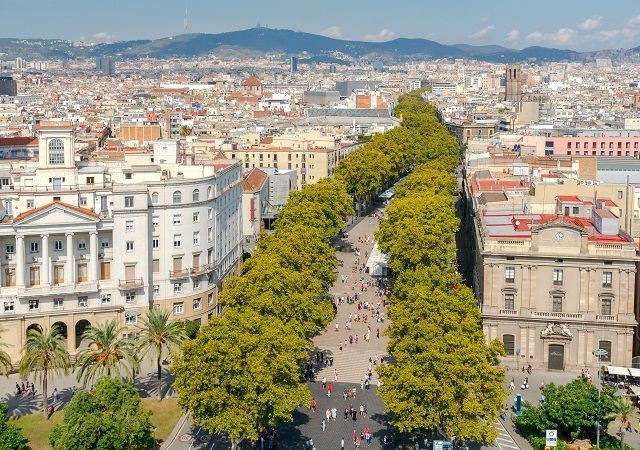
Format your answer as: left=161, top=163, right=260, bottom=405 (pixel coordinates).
left=37, top=122, right=75, bottom=168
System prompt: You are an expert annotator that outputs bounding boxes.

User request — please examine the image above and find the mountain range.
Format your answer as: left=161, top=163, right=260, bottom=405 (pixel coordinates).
left=0, top=27, right=619, bottom=64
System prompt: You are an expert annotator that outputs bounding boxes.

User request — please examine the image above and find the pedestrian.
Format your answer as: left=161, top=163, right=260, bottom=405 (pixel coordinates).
left=327, top=383, right=332, bottom=397
left=341, top=437, right=345, bottom=450
left=322, top=376, right=327, bottom=390
left=334, top=368, right=338, bottom=381
left=376, top=328, right=380, bottom=338
left=331, top=407, right=337, bottom=420
left=311, top=397, right=316, bottom=412
left=326, top=408, right=331, bottom=422
left=322, top=419, right=326, bottom=432
left=52, top=388, right=58, bottom=402
left=352, top=429, right=357, bottom=442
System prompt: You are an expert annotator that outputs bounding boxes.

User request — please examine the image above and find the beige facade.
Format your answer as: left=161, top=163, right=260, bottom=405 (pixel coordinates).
left=474, top=217, right=638, bottom=371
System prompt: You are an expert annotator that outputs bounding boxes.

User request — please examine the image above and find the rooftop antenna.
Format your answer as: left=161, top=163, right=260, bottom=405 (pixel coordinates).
left=184, top=8, right=189, bottom=32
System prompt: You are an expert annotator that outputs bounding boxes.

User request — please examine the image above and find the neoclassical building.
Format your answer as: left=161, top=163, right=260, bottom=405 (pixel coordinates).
left=471, top=201, right=638, bottom=371
left=0, top=124, right=242, bottom=362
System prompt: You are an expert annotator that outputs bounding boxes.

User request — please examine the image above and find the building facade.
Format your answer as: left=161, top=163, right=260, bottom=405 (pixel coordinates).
left=0, top=123, right=243, bottom=362
left=471, top=202, right=638, bottom=371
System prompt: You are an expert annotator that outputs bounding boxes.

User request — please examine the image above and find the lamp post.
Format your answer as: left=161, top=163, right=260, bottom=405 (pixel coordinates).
left=592, top=348, right=608, bottom=450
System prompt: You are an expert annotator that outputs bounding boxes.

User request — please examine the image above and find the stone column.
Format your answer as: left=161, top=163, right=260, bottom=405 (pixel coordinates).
left=41, top=234, right=49, bottom=286
left=15, top=235, right=24, bottom=287
left=89, top=232, right=98, bottom=282
left=65, top=233, right=74, bottom=284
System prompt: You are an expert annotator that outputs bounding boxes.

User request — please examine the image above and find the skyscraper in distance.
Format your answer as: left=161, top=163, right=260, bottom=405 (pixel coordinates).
left=290, top=56, right=298, bottom=73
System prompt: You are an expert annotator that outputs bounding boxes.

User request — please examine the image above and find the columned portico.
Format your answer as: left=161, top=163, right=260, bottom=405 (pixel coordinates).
left=15, top=235, right=24, bottom=287
left=65, top=232, right=74, bottom=284
left=89, top=231, right=98, bottom=282
left=41, top=233, right=49, bottom=286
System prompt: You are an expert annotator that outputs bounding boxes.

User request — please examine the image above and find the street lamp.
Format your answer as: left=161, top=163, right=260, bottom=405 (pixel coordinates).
left=592, top=347, right=608, bottom=450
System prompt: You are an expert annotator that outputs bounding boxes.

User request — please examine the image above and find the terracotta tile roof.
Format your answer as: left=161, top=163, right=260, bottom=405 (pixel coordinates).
left=242, top=76, right=262, bottom=87
left=242, top=168, right=268, bottom=193
left=13, top=201, right=99, bottom=223
left=0, top=137, right=38, bottom=147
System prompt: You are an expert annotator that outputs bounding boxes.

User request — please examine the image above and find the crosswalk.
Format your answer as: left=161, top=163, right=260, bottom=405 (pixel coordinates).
left=489, top=421, right=519, bottom=450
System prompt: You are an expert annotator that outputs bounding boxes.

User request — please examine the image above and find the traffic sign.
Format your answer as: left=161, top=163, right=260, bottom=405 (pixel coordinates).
left=433, top=440, right=453, bottom=450
left=545, top=429, right=557, bottom=447
left=593, top=348, right=608, bottom=358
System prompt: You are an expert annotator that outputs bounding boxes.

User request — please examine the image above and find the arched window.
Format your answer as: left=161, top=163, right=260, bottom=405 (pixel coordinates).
left=48, top=139, right=65, bottom=165
left=597, top=340, right=612, bottom=362
left=151, top=192, right=159, bottom=204
left=192, top=189, right=200, bottom=202
left=207, top=186, right=213, bottom=199
left=502, top=334, right=515, bottom=356
left=172, top=191, right=182, bottom=204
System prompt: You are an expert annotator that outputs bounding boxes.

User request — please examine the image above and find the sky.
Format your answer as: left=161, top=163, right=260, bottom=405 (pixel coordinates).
left=2, top=0, right=640, bottom=51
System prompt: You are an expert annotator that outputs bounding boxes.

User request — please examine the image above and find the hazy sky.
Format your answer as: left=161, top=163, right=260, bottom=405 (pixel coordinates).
left=2, top=0, right=640, bottom=51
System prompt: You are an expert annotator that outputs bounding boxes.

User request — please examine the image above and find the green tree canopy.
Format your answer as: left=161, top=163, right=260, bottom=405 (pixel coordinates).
left=0, top=403, right=27, bottom=450
left=49, top=376, right=154, bottom=450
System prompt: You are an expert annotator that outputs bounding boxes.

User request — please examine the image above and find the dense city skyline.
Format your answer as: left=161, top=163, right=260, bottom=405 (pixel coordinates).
left=2, top=0, right=640, bottom=51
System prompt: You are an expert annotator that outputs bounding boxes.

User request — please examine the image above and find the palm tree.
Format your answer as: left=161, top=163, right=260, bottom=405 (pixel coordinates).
left=137, top=309, right=186, bottom=400
left=19, top=325, right=71, bottom=419
left=75, top=319, right=139, bottom=387
left=0, top=326, right=13, bottom=375
left=605, top=395, right=636, bottom=450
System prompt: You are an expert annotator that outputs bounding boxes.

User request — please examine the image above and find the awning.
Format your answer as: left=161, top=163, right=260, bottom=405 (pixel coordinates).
left=605, top=365, right=630, bottom=376
left=628, top=367, right=640, bottom=378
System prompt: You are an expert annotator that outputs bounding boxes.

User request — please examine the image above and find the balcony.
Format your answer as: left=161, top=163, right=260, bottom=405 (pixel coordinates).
left=118, top=278, right=144, bottom=289
left=18, top=281, right=99, bottom=297
left=531, top=311, right=584, bottom=320
left=169, top=269, right=190, bottom=280
left=191, top=263, right=215, bottom=276
left=596, top=314, right=616, bottom=322
left=499, top=309, right=518, bottom=316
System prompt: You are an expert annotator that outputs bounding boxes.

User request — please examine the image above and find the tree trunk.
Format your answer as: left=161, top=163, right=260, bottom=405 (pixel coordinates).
left=620, top=430, right=625, bottom=450
left=157, top=355, right=163, bottom=400
left=42, top=369, right=49, bottom=420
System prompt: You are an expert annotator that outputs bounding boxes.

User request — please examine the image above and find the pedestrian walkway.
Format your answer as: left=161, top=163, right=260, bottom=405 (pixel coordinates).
left=314, top=208, right=390, bottom=385
left=492, top=421, right=520, bottom=450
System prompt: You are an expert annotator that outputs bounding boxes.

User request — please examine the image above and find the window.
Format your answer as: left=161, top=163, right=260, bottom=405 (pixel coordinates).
left=78, top=240, right=86, bottom=250
left=208, top=227, right=213, bottom=242
left=193, top=212, right=200, bottom=223
left=208, top=208, right=213, bottom=220
left=172, top=191, right=182, bottom=204
left=502, top=334, right=515, bottom=356
left=125, top=291, right=135, bottom=303
left=30, top=242, right=39, bottom=253
left=553, top=268, right=563, bottom=286
left=101, top=294, right=111, bottom=305
left=173, top=214, right=182, bottom=225
left=26, top=199, right=34, bottom=209
left=5, top=244, right=13, bottom=254
left=572, top=206, right=579, bottom=214
left=504, top=293, right=515, bottom=310
left=173, top=303, right=184, bottom=314
left=126, top=241, right=134, bottom=252
left=153, top=284, right=160, bottom=295
left=193, top=232, right=200, bottom=246
left=100, top=262, right=111, bottom=280
left=101, top=238, right=110, bottom=248
left=173, top=283, right=183, bottom=294
left=152, top=237, right=159, bottom=250
left=505, top=266, right=515, bottom=283
left=5, top=268, right=15, bottom=287
left=53, top=298, right=63, bottom=309
left=174, top=234, right=182, bottom=248
left=602, top=271, right=612, bottom=288
left=48, top=138, right=65, bottom=165
left=193, top=298, right=201, bottom=310
left=78, top=296, right=88, bottom=307
left=601, top=298, right=612, bottom=316
left=125, top=313, right=137, bottom=325
left=86, top=176, right=95, bottom=185
left=54, top=240, right=63, bottom=252
left=151, top=192, right=159, bottom=204
left=598, top=340, right=612, bottom=362
left=152, top=216, right=159, bottom=227
left=192, top=189, right=200, bottom=202
left=28, top=299, right=39, bottom=310
left=80, top=196, right=87, bottom=206
left=207, top=186, right=212, bottom=198
left=53, top=265, right=64, bottom=285
left=208, top=293, right=214, bottom=305
left=3, top=301, right=14, bottom=313
left=617, top=191, right=623, bottom=200
left=552, top=295, right=563, bottom=312
left=77, top=263, right=87, bottom=282
left=125, top=173, right=132, bottom=180
left=29, top=266, right=40, bottom=286
left=125, top=220, right=134, bottom=232
left=152, top=259, right=159, bottom=273
left=193, top=279, right=201, bottom=289
left=124, top=196, right=134, bottom=208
